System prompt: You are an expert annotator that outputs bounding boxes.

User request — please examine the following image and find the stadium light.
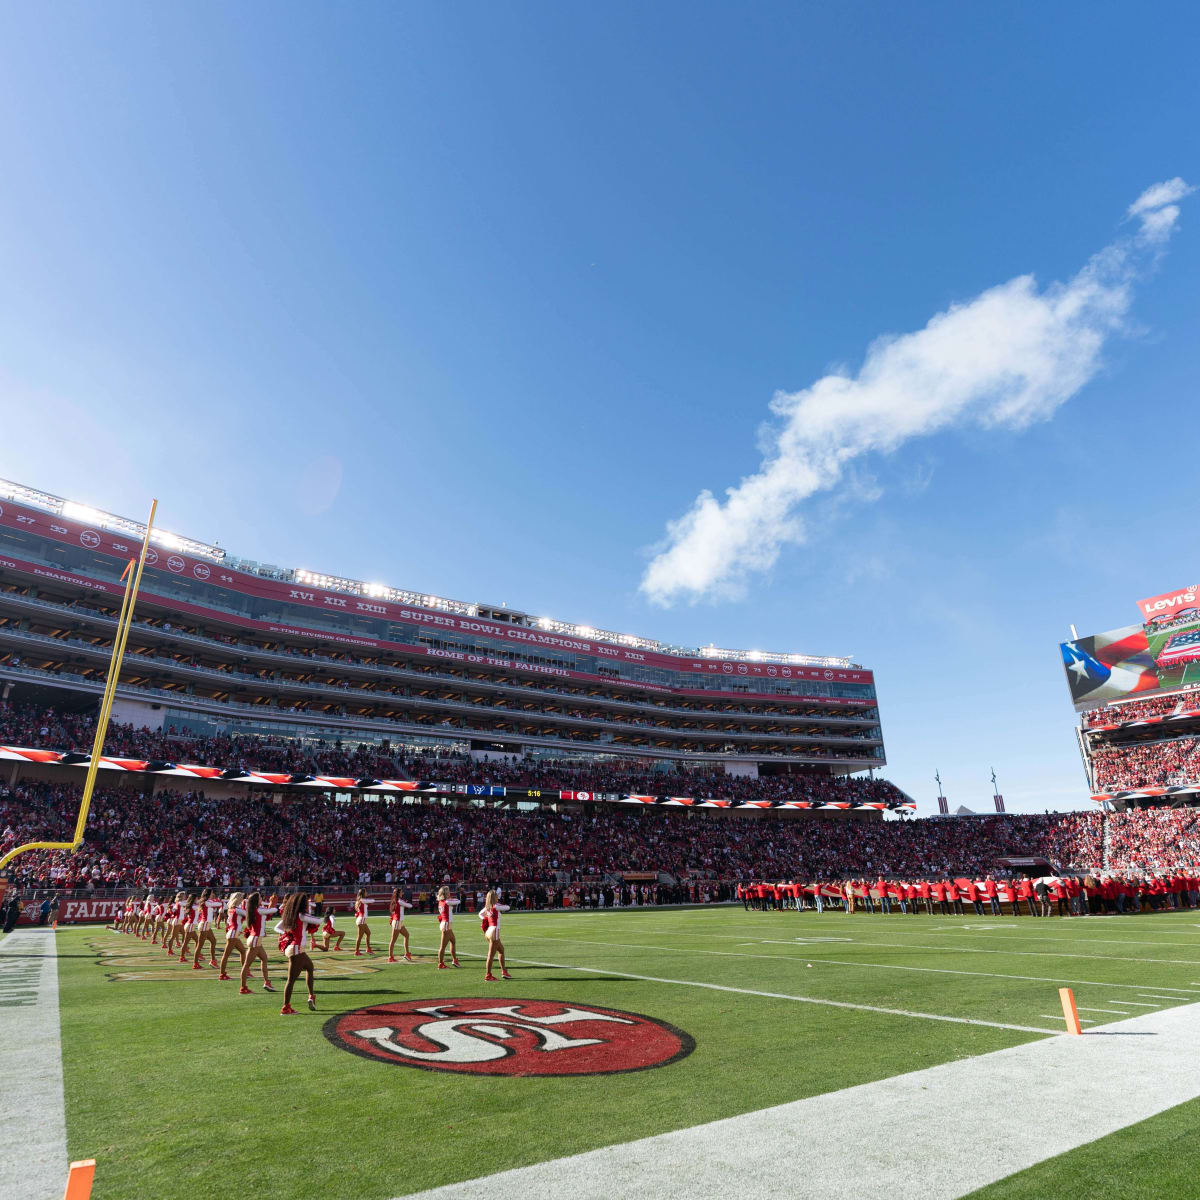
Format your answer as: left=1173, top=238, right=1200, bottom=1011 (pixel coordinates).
left=364, top=583, right=389, bottom=598
left=62, top=501, right=107, bottom=525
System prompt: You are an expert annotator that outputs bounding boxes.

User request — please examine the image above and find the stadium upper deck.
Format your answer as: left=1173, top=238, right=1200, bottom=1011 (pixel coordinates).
left=0, top=479, right=884, bottom=777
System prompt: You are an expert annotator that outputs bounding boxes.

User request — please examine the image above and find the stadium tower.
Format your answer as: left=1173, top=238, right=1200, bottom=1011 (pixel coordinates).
left=0, top=478, right=901, bottom=812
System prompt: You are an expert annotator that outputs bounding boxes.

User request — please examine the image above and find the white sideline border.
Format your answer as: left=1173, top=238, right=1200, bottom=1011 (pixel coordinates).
left=0, top=929, right=68, bottom=1200
left=398, top=1001, right=1200, bottom=1200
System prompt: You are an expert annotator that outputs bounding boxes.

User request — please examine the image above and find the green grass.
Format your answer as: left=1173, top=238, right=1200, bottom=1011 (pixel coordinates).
left=51, top=906, right=1200, bottom=1199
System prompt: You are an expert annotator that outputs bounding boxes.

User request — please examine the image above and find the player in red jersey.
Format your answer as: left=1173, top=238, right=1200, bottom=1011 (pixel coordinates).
left=352, top=890, right=374, bottom=956
left=386, top=889, right=413, bottom=962
left=190, top=888, right=221, bottom=970
left=436, top=886, right=461, bottom=970
left=238, top=892, right=279, bottom=995
left=275, top=892, right=321, bottom=1014
left=217, top=892, right=245, bottom=980
left=479, top=890, right=511, bottom=982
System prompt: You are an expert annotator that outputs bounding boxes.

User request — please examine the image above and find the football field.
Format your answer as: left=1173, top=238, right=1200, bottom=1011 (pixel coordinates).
left=8, top=906, right=1200, bottom=1199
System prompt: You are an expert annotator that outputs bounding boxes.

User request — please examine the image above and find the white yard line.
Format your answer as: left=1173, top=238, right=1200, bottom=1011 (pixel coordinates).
left=1076, top=1007, right=1130, bottom=1014
left=1114, top=1000, right=1160, bottom=1007
left=0, top=929, right=67, bottom=1200
left=724, top=933, right=1200, bottom=967
left=410, top=942, right=1058, bottom=1034
left=514, top=931, right=1199, bottom=997
left=397, top=1002, right=1200, bottom=1200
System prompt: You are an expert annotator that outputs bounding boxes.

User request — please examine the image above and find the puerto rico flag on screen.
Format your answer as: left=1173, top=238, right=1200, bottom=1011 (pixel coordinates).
left=1061, top=624, right=1159, bottom=711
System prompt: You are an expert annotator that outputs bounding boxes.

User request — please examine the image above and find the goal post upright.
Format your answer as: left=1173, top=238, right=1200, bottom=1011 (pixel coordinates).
left=0, top=499, right=158, bottom=874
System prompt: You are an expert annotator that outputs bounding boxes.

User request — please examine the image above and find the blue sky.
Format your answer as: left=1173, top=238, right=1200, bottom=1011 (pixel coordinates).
left=0, top=4, right=1196, bottom=813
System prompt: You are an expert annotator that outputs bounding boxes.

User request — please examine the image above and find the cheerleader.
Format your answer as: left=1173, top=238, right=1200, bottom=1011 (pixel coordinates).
left=275, top=892, right=321, bottom=1015
left=150, top=895, right=166, bottom=945
left=436, top=886, right=461, bottom=970
left=479, top=890, right=511, bottom=982
left=163, top=892, right=186, bottom=957
left=386, top=889, right=413, bottom=962
left=188, top=889, right=217, bottom=969
left=178, top=893, right=201, bottom=963
left=315, top=905, right=344, bottom=952
left=138, top=893, right=154, bottom=939
left=238, top=891, right=278, bottom=994
left=352, top=890, right=374, bottom=956
left=217, top=892, right=246, bottom=980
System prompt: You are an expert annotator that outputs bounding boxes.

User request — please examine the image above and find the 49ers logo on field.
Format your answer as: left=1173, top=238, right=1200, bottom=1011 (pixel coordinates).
left=324, top=998, right=694, bottom=1076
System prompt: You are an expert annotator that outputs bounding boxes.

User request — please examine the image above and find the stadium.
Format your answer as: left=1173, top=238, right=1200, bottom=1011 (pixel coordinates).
left=3, top=12, right=1200, bottom=1200
left=5, top=482, right=1200, bottom=1200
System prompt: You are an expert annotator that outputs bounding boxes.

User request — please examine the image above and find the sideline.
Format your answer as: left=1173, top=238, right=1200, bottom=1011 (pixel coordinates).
left=0, top=928, right=68, bottom=1200
left=397, top=1001, right=1200, bottom=1200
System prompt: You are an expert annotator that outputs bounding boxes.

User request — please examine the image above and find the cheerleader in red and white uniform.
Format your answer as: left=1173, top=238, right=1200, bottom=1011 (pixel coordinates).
left=480, top=890, right=512, bottom=982
left=275, top=892, right=321, bottom=1015
left=217, top=892, right=245, bottom=980
left=436, top=886, right=460, bottom=970
left=386, top=890, right=413, bottom=962
left=163, top=892, right=186, bottom=957
left=180, top=892, right=205, bottom=963
left=238, top=892, right=278, bottom=994
left=137, top=893, right=154, bottom=939
left=150, top=895, right=167, bottom=945
left=190, top=889, right=221, bottom=970
left=314, top=905, right=344, bottom=952
left=352, top=890, right=374, bottom=956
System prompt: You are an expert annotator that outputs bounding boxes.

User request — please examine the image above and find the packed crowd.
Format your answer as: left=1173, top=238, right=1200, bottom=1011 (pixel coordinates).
left=0, top=776, right=1134, bottom=896
left=0, top=698, right=903, bottom=806
left=1083, top=692, right=1200, bottom=728
left=1107, top=807, right=1200, bottom=870
left=1090, top=737, right=1200, bottom=790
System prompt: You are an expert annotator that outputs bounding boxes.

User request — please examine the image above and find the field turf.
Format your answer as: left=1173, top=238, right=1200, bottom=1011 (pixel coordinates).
left=45, top=906, right=1200, bottom=1199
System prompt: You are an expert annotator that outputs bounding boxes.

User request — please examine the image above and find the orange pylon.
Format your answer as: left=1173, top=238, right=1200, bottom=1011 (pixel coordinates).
left=1058, top=987, right=1082, bottom=1035
left=63, top=1159, right=96, bottom=1200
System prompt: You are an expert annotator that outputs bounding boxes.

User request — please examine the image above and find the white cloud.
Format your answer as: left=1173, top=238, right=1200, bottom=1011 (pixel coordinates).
left=641, top=180, right=1190, bottom=606
left=1127, top=176, right=1194, bottom=242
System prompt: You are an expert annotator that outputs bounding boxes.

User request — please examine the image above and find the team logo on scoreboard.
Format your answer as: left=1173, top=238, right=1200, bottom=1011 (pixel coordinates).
left=325, top=998, right=694, bottom=1076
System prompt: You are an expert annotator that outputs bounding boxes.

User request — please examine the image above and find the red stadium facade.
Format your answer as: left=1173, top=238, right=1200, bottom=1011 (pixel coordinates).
left=0, top=478, right=904, bottom=812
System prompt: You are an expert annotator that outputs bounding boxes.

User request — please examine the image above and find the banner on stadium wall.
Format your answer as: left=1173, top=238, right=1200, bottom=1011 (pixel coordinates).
left=0, top=743, right=916, bottom=811
left=0, top=499, right=874, bottom=691
left=14, top=898, right=123, bottom=925
left=0, top=547, right=876, bottom=710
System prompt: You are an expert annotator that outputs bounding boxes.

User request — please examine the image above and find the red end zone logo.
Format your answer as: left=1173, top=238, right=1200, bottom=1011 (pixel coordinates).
left=324, top=998, right=693, bottom=1076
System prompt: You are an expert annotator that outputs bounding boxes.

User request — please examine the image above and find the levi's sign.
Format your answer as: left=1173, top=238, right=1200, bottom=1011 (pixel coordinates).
left=1139, top=586, right=1200, bottom=624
